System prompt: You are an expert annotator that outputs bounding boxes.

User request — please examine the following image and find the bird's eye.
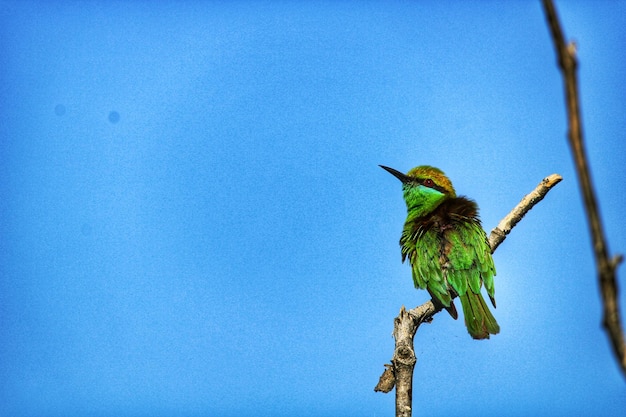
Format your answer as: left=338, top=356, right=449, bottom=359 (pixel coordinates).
left=423, top=178, right=434, bottom=187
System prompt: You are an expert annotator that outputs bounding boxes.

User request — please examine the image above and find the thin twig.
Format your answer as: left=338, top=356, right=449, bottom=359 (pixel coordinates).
left=541, top=0, right=626, bottom=378
left=375, top=173, right=562, bottom=416
left=489, top=174, right=562, bottom=252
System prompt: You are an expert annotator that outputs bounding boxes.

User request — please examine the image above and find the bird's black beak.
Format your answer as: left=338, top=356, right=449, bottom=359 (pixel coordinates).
left=379, top=165, right=411, bottom=183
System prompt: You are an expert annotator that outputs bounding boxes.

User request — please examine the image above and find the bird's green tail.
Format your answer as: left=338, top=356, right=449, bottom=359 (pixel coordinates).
left=459, top=291, right=500, bottom=340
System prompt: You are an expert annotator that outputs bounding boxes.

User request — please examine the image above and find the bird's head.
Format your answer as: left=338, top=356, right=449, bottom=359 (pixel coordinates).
left=380, top=165, right=456, bottom=216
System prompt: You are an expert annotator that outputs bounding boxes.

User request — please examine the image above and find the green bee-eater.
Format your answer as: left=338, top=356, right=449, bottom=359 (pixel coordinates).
left=381, top=165, right=499, bottom=339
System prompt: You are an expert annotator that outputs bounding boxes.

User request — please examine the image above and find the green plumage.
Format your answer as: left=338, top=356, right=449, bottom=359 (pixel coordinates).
left=381, top=164, right=499, bottom=339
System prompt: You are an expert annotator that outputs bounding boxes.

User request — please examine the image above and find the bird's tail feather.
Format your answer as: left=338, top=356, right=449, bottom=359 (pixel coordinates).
left=459, top=291, right=500, bottom=339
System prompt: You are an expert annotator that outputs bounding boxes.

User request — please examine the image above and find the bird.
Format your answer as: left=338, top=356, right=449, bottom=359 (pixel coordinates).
left=380, top=164, right=499, bottom=339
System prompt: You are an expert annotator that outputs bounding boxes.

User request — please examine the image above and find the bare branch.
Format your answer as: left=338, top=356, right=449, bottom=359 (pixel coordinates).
left=541, top=0, right=626, bottom=378
left=375, top=173, right=561, bottom=415
left=489, top=173, right=563, bottom=252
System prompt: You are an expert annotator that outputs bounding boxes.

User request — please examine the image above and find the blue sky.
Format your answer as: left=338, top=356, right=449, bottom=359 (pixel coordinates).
left=1, top=1, right=625, bottom=416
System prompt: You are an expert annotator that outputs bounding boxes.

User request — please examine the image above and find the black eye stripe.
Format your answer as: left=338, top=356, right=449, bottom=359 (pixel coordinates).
left=416, top=178, right=448, bottom=194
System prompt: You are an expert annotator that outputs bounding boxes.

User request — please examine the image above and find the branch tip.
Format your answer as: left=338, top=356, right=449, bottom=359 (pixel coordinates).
left=611, top=254, right=624, bottom=270
left=374, top=364, right=395, bottom=393
left=543, top=173, right=563, bottom=187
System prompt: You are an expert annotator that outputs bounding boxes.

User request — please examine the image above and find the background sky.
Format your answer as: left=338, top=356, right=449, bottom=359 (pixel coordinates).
left=1, top=1, right=625, bottom=416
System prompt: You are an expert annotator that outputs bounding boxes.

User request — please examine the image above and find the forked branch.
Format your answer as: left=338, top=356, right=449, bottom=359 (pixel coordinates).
left=375, top=173, right=562, bottom=417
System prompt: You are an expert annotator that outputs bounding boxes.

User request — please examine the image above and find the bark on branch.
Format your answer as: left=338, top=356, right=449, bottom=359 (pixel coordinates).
left=541, top=0, right=626, bottom=378
left=375, top=173, right=562, bottom=416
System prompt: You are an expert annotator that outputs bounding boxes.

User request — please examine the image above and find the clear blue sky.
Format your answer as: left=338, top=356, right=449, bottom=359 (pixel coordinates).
left=1, top=1, right=625, bottom=416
